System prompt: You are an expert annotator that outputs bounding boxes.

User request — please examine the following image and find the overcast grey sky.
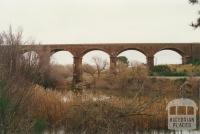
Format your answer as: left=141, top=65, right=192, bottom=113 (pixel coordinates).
left=1, top=0, right=199, bottom=65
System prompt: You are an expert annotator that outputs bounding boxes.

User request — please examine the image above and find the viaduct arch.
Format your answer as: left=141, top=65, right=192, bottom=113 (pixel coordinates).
left=19, top=43, right=200, bottom=85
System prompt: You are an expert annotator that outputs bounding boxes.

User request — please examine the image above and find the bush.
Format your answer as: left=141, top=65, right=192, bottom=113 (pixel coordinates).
left=189, top=58, right=200, bottom=65
left=152, top=65, right=187, bottom=76
left=161, top=71, right=187, bottom=76
left=0, top=27, right=39, bottom=133
left=93, top=64, right=150, bottom=97
left=33, top=118, right=48, bottom=134
left=152, top=65, right=171, bottom=73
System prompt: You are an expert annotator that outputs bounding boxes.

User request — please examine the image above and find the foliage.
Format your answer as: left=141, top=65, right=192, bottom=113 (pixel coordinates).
left=0, top=27, right=35, bottom=133
left=117, top=56, right=129, bottom=65
left=0, top=79, right=34, bottom=134
left=0, top=97, right=9, bottom=110
left=33, top=118, right=48, bottom=134
left=152, top=65, right=171, bottom=73
left=189, top=58, right=200, bottom=65
left=189, top=0, right=198, bottom=4
left=189, top=0, right=200, bottom=28
left=152, top=65, right=187, bottom=76
left=94, top=64, right=150, bottom=97
left=20, top=54, right=62, bottom=89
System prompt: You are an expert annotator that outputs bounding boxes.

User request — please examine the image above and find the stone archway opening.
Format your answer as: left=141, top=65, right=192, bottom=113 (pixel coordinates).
left=117, top=50, right=147, bottom=67
left=50, top=51, right=73, bottom=65
left=50, top=51, right=74, bottom=87
left=82, top=50, right=110, bottom=83
left=82, top=50, right=110, bottom=68
left=154, top=50, right=182, bottom=65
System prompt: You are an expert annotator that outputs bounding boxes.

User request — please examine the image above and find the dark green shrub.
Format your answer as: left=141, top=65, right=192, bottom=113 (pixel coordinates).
left=189, top=58, right=200, bottom=65
left=0, top=80, right=8, bottom=110
left=161, top=71, right=187, bottom=76
left=152, top=65, right=187, bottom=76
left=152, top=65, right=171, bottom=73
left=0, top=97, right=9, bottom=110
left=33, top=118, right=48, bottom=134
left=196, top=71, right=200, bottom=76
left=20, top=63, right=58, bottom=89
left=117, top=56, right=129, bottom=65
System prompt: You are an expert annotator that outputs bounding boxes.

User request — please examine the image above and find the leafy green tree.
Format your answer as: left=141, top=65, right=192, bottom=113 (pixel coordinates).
left=117, top=56, right=129, bottom=65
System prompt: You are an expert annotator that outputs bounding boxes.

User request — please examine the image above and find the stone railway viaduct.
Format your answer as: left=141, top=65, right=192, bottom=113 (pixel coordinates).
left=20, top=43, right=200, bottom=84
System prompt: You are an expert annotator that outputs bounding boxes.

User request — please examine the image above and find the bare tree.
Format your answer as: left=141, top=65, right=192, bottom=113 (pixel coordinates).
left=22, top=51, right=39, bottom=66
left=0, top=26, right=35, bottom=134
left=82, top=64, right=97, bottom=86
left=92, top=56, right=107, bottom=78
left=0, top=34, right=3, bottom=45
left=82, top=64, right=96, bottom=78
left=0, top=26, right=23, bottom=76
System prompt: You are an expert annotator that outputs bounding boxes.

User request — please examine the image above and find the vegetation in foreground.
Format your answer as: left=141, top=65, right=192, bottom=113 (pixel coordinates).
left=151, top=64, right=200, bottom=76
left=0, top=28, right=199, bottom=134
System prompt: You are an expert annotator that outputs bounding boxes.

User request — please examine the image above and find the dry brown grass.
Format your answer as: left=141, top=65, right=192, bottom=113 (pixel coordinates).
left=27, top=86, right=72, bottom=132
left=15, top=76, right=197, bottom=133
left=0, top=27, right=199, bottom=133
left=1, top=71, right=199, bottom=133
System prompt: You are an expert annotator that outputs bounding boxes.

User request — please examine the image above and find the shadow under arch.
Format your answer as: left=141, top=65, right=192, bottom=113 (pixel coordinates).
left=155, top=47, right=185, bottom=57
left=116, top=48, right=147, bottom=57
left=80, top=48, right=110, bottom=57
left=50, top=49, right=74, bottom=56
